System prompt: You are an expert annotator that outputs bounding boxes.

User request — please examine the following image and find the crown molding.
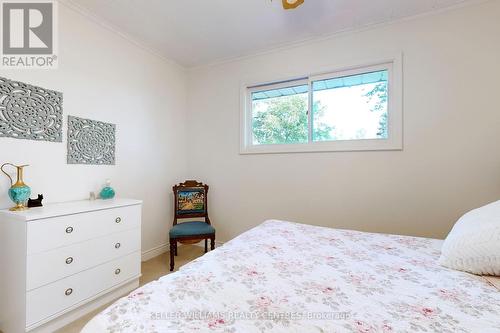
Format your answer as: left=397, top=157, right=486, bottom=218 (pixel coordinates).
left=57, top=0, right=185, bottom=71
left=189, top=0, right=491, bottom=71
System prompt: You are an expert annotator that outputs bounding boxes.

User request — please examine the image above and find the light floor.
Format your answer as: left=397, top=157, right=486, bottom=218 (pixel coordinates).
left=56, top=245, right=205, bottom=333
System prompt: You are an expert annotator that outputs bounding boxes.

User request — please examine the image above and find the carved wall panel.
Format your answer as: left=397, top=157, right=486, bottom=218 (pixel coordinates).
left=67, top=116, right=115, bottom=165
left=0, top=77, right=63, bottom=142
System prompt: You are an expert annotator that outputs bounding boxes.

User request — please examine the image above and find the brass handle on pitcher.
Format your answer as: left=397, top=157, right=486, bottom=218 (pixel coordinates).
left=1, top=163, right=30, bottom=186
left=1, top=163, right=15, bottom=185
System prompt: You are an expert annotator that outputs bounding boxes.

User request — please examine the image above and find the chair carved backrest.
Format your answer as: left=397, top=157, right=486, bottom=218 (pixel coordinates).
left=173, top=180, right=210, bottom=226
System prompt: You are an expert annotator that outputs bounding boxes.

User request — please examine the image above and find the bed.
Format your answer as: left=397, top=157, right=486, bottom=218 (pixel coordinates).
left=82, top=220, right=500, bottom=332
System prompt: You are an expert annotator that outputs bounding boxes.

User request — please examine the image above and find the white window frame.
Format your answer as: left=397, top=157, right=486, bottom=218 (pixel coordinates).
left=240, top=57, right=403, bottom=154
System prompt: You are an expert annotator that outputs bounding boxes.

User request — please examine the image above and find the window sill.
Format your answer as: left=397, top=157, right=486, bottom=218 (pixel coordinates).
left=240, top=139, right=403, bottom=155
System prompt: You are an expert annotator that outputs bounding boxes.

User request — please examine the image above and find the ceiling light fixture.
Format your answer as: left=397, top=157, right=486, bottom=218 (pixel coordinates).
left=275, top=0, right=305, bottom=10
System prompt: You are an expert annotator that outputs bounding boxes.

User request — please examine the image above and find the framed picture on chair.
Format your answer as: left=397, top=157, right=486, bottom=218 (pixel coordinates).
left=177, top=189, right=205, bottom=215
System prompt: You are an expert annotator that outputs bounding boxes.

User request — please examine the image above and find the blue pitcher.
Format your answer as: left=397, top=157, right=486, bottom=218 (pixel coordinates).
left=1, top=163, right=31, bottom=211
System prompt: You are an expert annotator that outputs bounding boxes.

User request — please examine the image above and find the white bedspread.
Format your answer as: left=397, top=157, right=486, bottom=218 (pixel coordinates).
left=82, top=220, right=500, bottom=332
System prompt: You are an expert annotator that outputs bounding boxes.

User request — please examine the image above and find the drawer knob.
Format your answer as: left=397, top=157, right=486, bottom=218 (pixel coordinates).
left=65, top=257, right=74, bottom=265
left=115, top=217, right=122, bottom=223
left=65, top=288, right=73, bottom=296
left=65, top=226, right=74, bottom=234
left=115, top=242, right=121, bottom=249
left=115, top=268, right=121, bottom=275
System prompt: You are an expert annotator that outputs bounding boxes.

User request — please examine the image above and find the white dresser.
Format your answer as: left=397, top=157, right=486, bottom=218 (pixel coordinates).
left=0, top=198, right=142, bottom=333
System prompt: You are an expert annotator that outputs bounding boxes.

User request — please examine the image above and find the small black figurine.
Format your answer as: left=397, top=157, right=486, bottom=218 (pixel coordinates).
left=28, top=194, right=43, bottom=208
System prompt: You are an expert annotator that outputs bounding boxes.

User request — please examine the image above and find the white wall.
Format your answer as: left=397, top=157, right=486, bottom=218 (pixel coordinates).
left=186, top=1, right=500, bottom=242
left=0, top=3, right=188, bottom=255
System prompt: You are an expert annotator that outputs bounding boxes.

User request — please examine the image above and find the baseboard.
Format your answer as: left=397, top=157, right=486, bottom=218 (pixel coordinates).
left=141, top=243, right=169, bottom=261
left=141, top=240, right=225, bottom=262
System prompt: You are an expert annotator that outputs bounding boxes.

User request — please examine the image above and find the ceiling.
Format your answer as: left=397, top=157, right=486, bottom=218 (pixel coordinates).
left=68, top=0, right=472, bottom=68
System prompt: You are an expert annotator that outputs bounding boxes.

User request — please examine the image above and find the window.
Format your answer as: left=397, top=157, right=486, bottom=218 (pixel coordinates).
left=251, top=80, right=309, bottom=145
left=241, top=61, right=402, bottom=154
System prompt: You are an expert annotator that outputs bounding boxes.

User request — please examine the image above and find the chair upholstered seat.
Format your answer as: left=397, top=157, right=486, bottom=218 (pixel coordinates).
left=169, top=221, right=215, bottom=237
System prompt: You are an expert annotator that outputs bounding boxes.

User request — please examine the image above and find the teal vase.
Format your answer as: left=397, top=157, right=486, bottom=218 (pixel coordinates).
left=1, top=163, right=31, bottom=211
left=100, top=180, right=115, bottom=200
left=8, top=185, right=31, bottom=207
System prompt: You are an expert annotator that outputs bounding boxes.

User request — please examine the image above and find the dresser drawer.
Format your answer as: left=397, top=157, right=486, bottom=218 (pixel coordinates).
left=27, top=228, right=140, bottom=291
left=26, top=251, right=141, bottom=327
left=27, top=205, right=141, bottom=254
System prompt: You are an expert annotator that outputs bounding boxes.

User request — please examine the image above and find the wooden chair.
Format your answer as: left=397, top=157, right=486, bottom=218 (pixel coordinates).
left=169, top=180, right=215, bottom=271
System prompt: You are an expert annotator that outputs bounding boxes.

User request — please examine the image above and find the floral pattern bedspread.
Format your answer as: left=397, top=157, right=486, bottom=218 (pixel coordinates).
left=82, top=220, right=500, bottom=333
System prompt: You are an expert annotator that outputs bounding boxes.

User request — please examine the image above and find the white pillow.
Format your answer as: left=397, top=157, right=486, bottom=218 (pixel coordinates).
left=439, top=200, right=500, bottom=275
